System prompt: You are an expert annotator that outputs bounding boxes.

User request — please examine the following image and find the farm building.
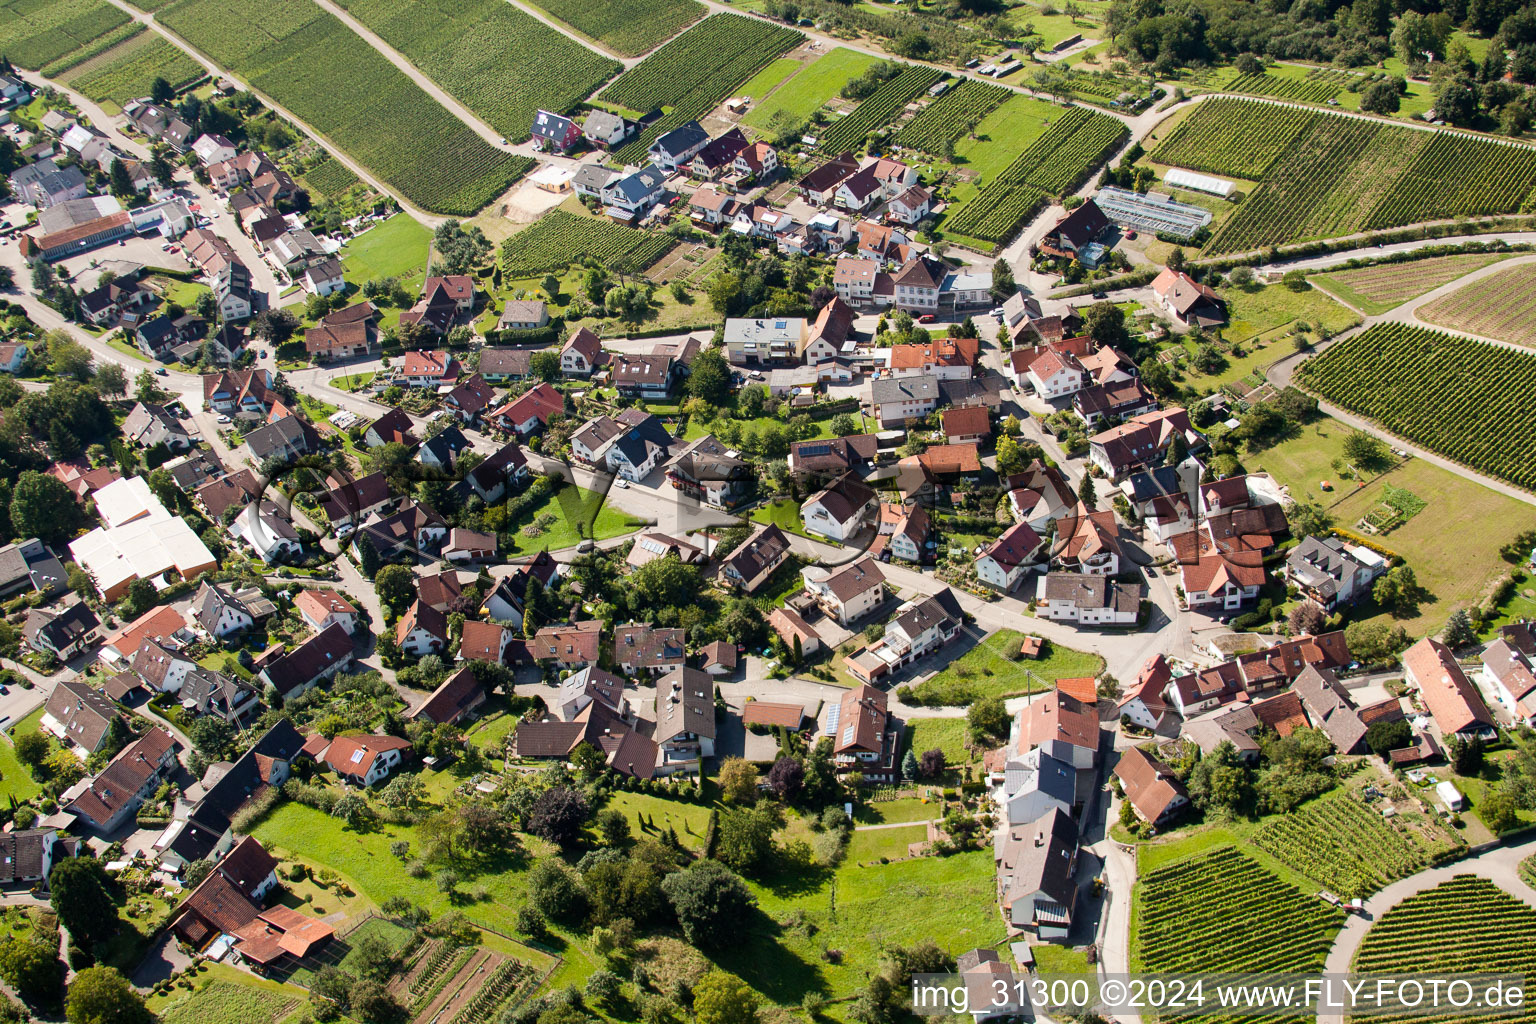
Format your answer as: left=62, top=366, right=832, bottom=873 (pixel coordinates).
left=1094, top=187, right=1212, bottom=240
left=1164, top=168, right=1234, bottom=198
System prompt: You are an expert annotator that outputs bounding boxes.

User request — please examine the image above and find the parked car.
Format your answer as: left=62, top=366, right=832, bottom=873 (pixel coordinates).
left=917, top=313, right=936, bottom=323
left=217, top=414, right=231, bottom=424
left=154, top=367, right=168, bottom=376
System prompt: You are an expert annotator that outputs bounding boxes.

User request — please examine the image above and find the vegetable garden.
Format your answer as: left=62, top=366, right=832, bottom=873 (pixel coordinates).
left=332, top=0, right=621, bottom=141
left=944, top=106, right=1126, bottom=244
left=530, top=0, right=704, bottom=57
left=893, top=79, right=1010, bottom=156
left=600, top=14, right=803, bottom=164
left=500, top=210, right=674, bottom=277
left=1294, top=323, right=1536, bottom=490
left=0, top=0, right=130, bottom=71
left=1151, top=98, right=1536, bottom=255
left=1351, top=876, right=1536, bottom=1024
left=815, top=63, right=944, bottom=153
left=66, top=33, right=205, bottom=105
left=1249, top=790, right=1445, bottom=898
left=1136, top=846, right=1343, bottom=975
left=159, top=0, right=532, bottom=215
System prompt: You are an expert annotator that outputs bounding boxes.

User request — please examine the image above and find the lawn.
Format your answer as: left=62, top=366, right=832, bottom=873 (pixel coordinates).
left=900, top=629, right=1103, bottom=706
left=1006, top=7, right=1101, bottom=47
left=463, top=698, right=523, bottom=757
left=106, top=335, right=151, bottom=362
left=1032, top=943, right=1092, bottom=976
left=602, top=790, right=716, bottom=851
left=1477, top=569, right=1536, bottom=638
left=1309, top=252, right=1515, bottom=316
left=1243, top=414, right=1536, bottom=634
left=749, top=498, right=810, bottom=538
left=742, top=47, right=879, bottom=131
left=846, top=824, right=926, bottom=863
left=738, top=57, right=800, bottom=103
left=904, top=717, right=974, bottom=765
left=340, top=213, right=432, bottom=289
left=1221, top=281, right=1359, bottom=345
left=0, top=733, right=41, bottom=804
left=856, top=796, right=941, bottom=825
left=507, top=484, right=649, bottom=555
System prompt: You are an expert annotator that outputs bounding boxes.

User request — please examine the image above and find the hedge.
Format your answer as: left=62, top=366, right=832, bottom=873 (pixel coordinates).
left=483, top=322, right=562, bottom=347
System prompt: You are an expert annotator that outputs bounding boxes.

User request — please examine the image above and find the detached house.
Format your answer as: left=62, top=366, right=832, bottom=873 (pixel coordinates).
left=396, top=600, right=449, bottom=658
left=721, top=524, right=790, bottom=593
left=844, top=588, right=962, bottom=685
left=688, top=128, right=748, bottom=180
left=829, top=683, right=899, bottom=782
left=401, top=277, right=475, bottom=336
left=1402, top=637, right=1496, bottom=741
left=324, top=734, right=411, bottom=786
left=24, top=603, right=99, bottom=661
left=1152, top=268, right=1226, bottom=327
left=975, top=522, right=1046, bottom=593
left=257, top=623, right=354, bottom=700
left=802, top=558, right=886, bottom=626
left=531, top=110, right=581, bottom=153
left=613, top=623, right=686, bottom=675
left=654, top=668, right=717, bottom=775
left=561, top=328, right=602, bottom=376
left=401, top=349, right=458, bottom=388
left=996, top=808, right=1079, bottom=940
left=1036, top=572, right=1141, bottom=626
left=801, top=476, right=877, bottom=543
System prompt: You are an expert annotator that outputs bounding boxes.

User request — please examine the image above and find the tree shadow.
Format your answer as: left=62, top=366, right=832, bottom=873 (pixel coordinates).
left=706, top=905, right=830, bottom=1004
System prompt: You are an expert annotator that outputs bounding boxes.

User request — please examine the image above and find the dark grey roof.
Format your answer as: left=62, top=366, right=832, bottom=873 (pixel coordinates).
left=419, top=425, right=471, bottom=466
left=244, top=416, right=318, bottom=460
left=651, top=120, right=708, bottom=158
left=870, top=374, right=940, bottom=406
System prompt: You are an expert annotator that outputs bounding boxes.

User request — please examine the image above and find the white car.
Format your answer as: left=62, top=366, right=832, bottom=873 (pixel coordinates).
left=335, top=522, right=356, bottom=539
left=615, top=479, right=629, bottom=488
left=216, top=414, right=231, bottom=424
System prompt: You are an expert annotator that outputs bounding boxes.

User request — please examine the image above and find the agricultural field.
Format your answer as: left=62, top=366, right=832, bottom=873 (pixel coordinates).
left=159, top=0, right=531, bottom=215
left=0, top=0, right=129, bottom=70
left=815, top=63, right=944, bottom=153
left=1221, top=65, right=1354, bottom=103
left=1248, top=790, right=1453, bottom=899
left=600, top=14, right=802, bottom=163
left=39, top=22, right=141, bottom=77
left=299, top=157, right=360, bottom=199
left=1310, top=252, right=1516, bottom=315
left=943, top=106, right=1127, bottom=245
left=1417, top=261, right=1536, bottom=347
left=153, top=973, right=299, bottom=1024
left=1294, top=323, right=1536, bottom=490
left=65, top=33, right=205, bottom=106
left=333, top=0, right=619, bottom=140
left=742, top=47, right=880, bottom=132
left=500, top=209, right=674, bottom=277
left=1351, top=875, right=1536, bottom=1022
left=892, top=79, right=1010, bottom=156
left=1151, top=99, right=1536, bottom=255
left=1134, top=846, right=1344, bottom=975
left=528, top=0, right=703, bottom=56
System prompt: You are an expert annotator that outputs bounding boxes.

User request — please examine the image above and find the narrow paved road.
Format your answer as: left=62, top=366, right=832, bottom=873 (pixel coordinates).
left=502, top=0, right=637, bottom=65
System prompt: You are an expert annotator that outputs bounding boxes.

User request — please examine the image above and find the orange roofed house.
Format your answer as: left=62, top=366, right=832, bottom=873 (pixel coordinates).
left=172, top=835, right=332, bottom=970
left=1402, top=637, right=1496, bottom=741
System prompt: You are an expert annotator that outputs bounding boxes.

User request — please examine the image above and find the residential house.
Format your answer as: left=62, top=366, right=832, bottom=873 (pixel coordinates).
left=612, top=353, right=676, bottom=400
left=315, top=471, right=394, bottom=531
left=1284, top=535, right=1388, bottom=611
left=80, top=272, right=153, bottom=327
left=409, top=666, right=487, bottom=724
left=243, top=416, right=319, bottom=465
left=0, top=538, right=65, bottom=601
left=43, top=680, right=121, bottom=756
left=802, top=476, right=877, bottom=543
left=231, top=501, right=302, bottom=564
left=799, top=152, right=859, bottom=204
left=515, top=696, right=657, bottom=779
left=1050, top=505, right=1121, bottom=575
left=868, top=374, right=940, bottom=428
left=666, top=435, right=752, bottom=509
left=887, top=334, right=979, bottom=381
left=1403, top=637, right=1497, bottom=740
left=561, top=327, right=602, bottom=376
left=1293, top=664, right=1371, bottom=754
left=600, top=165, right=668, bottom=217
left=178, top=667, right=260, bottom=722
left=1118, top=655, right=1175, bottom=732
left=1042, top=199, right=1109, bottom=255
left=417, top=425, right=472, bottom=470
left=1151, top=268, right=1226, bottom=326
left=687, top=128, right=748, bottom=180
left=769, top=606, right=821, bottom=657
left=531, top=620, right=603, bottom=669
left=481, top=553, right=560, bottom=628
left=203, top=369, right=275, bottom=419
left=122, top=403, right=192, bottom=452
left=802, top=558, right=886, bottom=626
left=1012, top=687, right=1100, bottom=771
left=613, top=623, right=686, bottom=675
left=829, top=683, right=899, bottom=783
left=975, top=522, right=1046, bottom=593
left=190, top=581, right=254, bottom=639
left=498, top=300, right=548, bottom=331
left=477, top=349, right=534, bottom=384
left=626, top=532, right=705, bottom=572
left=995, top=807, right=1077, bottom=940
left=351, top=501, right=448, bottom=563
left=721, top=524, right=790, bottom=593
left=64, top=727, right=176, bottom=832
left=8, top=161, right=88, bottom=208
left=883, top=255, right=947, bottom=313
left=530, top=110, right=581, bottom=153
left=363, top=408, right=418, bottom=449
left=583, top=110, right=633, bottom=149
left=445, top=528, right=496, bottom=564
left=300, top=258, right=345, bottom=298
left=400, top=349, right=458, bottom=388
left=191, top=133, right=237, bottom=166
left=789, top=434, right=879, bottom=477
left=886, top=185, right=932, bottom=226
left=1089, top=408, right=1203, bottom=480
left=942, top=405, right=991, bottom=445
left=722, top=316, right=804, bottom=365
left=455, top=441, right=529, bottom=504
left=732, top=141, right=777, bottom=180
left=401, top=277, right=475, bottom=336
left=294, top=590, right=358, bottom=636
left=1072, top=378, right=1157, bottom=427
left=873, top=501, right=930, bottom=564
left=652, top=668, right=717, bottom=775
left=1036, top=572, right=1140, bottom=625
left=324, top=734, right=411, bottom=786
left=457, top=620, right=509, bottom=667
left=1113, top=746, right=1189, bottom=828
left=396, top=600, right=449, bottom=658
left=833, top=257, right=880, bottom=305
left=843, top=588, right=962, bottom=685
left=443, top=374, right=497, bottom=425
left=256, top=623, right=354, bottom=700
left=649, top=120, right=710, bottom=172
left=195, top=469, right=263, bottom=520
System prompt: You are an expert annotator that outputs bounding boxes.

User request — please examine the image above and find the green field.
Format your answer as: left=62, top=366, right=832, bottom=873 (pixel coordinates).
left=1151, top=98, right=1536, bottom=255
left=507, top=484, right=648, bottom=555
left=0, top=0, right=130, bottom=70
left=340, top=213, right=432, bottom=287
left=1243, top=413, right=1536, bottom=634
left=1310, top=252, right=1516, bottom=315
left=66, top=33, right=204, bottom=105
left=1417, top=261, right=1536, bottom=348
left=526, top=0, right=703, bottom=56
left=900, top=629, right=1103, bottom=706
left=158, top=0, right=532, bottom=215
left=737, top=57, right=801, bottom=105
left=331, top=0, right=620, bottom=140
left=0, top=731, right=42, bottom=804
left=299, top=158, right=359, bottom=199
left=742, top=47, right=879, bottom=131
left=500, top=209, right=673, bottom=277
left=904, top=717, right=973, bottom=765
left=157, top=976, right=297, bottom=1024
left=1222, top=280, right=1360, bottom=345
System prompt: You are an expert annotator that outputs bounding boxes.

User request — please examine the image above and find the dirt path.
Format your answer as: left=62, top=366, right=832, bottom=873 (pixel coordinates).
left=417, top=950, right=508, bottom=1024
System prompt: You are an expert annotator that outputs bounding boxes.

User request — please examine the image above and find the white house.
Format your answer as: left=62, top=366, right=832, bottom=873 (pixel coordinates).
left=1480, top=638, right=1536, bottom=726
left=1026, top=349, right=1087, bottom=401
left=974, top=523, right=1045, bottom=593
left=231, top=502, right=302, bottom=564
left=1035, top=572, right=1140, bottom=625
left=191, top=133, right=237, bottom=167
left=801, top=478, right=877, bottom=544
left=294, top=589, right=358, bottom=635
left=802, top=559, right=886, bottom=626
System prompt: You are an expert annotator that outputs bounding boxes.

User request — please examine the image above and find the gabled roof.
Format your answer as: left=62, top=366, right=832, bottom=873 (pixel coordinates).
left=654, top=667, right=717, bottom=743
left=805, top=476, right=876, bottom=525
left=1113, top=746, right=1188, bottom=823
left=410, top=665, right=487, bottom=723
left=397, top=600, right=449, bottom=646
left=259, top=623, right=352, bottom=697
left=323, top=733, right=411, bottom=780
left=1403, top=637, right=1494, bottom=735
left=982, top=522, right=1044, bottom=571
left=833, top=683, right=888, bottom=755
left=1016, top=689, right=1099, bottom=756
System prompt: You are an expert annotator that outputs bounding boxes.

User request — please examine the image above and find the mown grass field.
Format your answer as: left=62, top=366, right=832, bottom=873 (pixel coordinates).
left=1243, top=414, right=1536, bottom=633
left=159, top=0, right=531, bottom=215
left=742, top=47, right=879, bottom=131
left=901, top=629, right=1102, bottom=706
left=1310, top=252, right=1516, bottom=315
left=904, top=717, right=973, bottom=765
left=506, top=484, right=648, bottom=555
left=333, top=0, right=620, bottom=140
left=339, top=213, right=431, bottom=288
left=1417, top=261, right=1536, bottom=347
left=737, top=57, right=801, bottom=105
